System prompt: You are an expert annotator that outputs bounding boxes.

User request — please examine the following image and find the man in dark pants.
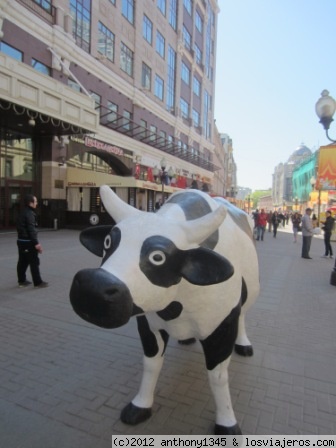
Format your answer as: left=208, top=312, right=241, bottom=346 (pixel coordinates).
left=321, top=211, right=335, bottom=258
left=301, top=207, right=314, bottom=259
left=16, top=194, right=48, bottom=288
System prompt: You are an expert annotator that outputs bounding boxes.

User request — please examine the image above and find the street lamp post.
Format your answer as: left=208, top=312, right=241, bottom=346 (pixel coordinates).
left=315, top=89, right=336, bottom=286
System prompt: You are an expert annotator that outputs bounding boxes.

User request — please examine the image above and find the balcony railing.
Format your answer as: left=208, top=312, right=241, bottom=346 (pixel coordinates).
left=98, top=105, right=219, bottom=172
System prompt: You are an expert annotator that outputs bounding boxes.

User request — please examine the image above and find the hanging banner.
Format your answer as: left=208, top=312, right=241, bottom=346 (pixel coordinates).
left=317, top=145, right=336, bottom=189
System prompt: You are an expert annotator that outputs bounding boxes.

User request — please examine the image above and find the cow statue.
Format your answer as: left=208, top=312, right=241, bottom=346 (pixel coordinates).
left=70, top=185, right=260, bottom=435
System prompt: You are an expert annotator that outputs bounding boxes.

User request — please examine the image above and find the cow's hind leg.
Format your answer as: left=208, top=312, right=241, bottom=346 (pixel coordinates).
left=200, top=302, right=242, bottom=435
left=120, top=316, right=168, bottom=425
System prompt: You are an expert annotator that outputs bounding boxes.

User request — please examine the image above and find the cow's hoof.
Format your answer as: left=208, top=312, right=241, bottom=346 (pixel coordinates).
left=178, top=338, right=196, bottom=345
left=120, top=402, right=152, bottom=425
left=214, top=423, right=242, bottom=435
left=235, top=344, right=253, bottom=357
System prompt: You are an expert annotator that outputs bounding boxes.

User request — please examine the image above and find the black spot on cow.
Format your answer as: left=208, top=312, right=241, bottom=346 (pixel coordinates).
left=157, top=301, right=183, bottom=321
left=200, top=301, right=241, bottom=370
left=137, top=316, right=169, bottom=357
left=140, top=235, right=234, bottom=288
left=215, top=198, right=253, bottom=239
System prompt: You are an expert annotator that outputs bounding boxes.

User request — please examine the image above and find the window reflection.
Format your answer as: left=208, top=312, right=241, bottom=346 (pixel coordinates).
left=0, top=138, right=34, bottom=181
left=67, top=150, right=113, bottom=174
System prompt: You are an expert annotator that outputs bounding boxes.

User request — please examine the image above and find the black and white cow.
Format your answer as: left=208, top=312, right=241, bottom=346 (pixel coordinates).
left=70, top=185, right=260, bottom=435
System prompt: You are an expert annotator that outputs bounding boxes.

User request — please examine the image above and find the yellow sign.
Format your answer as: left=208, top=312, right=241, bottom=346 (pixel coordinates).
left=317, top=145, right=336, bottom=189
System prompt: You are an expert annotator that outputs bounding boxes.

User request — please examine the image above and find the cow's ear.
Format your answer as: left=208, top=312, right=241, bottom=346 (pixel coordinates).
left=80, top=225, right=114, bottom=257
left=180, top=248, right=234, bottom=285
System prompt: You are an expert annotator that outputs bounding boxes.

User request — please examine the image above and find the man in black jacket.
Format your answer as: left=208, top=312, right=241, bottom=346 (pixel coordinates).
left=321, top=211, right=335, bottom=259
left=16, top=194, right=48, bottom=288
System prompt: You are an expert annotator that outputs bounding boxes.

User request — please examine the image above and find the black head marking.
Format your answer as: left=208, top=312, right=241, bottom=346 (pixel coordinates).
left=166, top=192, right=218, bottom=249
left=140, top=236, right=183, bottom=287
left=140, top=235, right=234, bottom=288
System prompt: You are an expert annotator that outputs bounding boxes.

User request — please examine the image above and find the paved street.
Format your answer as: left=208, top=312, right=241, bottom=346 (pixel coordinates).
left=0, top=225, right=335, bottom=446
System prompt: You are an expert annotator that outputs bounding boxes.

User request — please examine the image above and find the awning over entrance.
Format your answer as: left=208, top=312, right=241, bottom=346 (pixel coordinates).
left=0, top=53, right=99, bottom=138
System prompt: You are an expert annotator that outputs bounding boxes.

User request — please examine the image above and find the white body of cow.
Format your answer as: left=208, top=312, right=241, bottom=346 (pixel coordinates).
left=70, top=185, right=260, bottom=434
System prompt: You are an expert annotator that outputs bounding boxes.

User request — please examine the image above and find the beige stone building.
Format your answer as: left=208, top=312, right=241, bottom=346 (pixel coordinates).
left=0, top=0, right=221, bottom=229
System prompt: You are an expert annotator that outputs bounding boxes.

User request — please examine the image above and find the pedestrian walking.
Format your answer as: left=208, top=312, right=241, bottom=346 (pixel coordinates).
left=271, top=211, right=281, bottom=238
left=312, top=213, right=318, bottom=228
left=301, top=208, right=314, bottom=259
left=16, top=194, right=48, bottom=288
left=256, top=209, right=267, bottom=241
left=291, top=212, right=301, bottom=243
left=252, top=209, right=259, bottom=228
left=320, top=211, right=335, bottom=258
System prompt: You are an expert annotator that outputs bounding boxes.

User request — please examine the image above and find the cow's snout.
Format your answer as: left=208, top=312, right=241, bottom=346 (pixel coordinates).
left=70, top=268, right=134, bottom=329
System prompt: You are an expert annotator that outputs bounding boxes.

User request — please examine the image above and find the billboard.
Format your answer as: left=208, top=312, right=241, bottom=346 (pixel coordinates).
left=317, top=145, right=336, bottom=189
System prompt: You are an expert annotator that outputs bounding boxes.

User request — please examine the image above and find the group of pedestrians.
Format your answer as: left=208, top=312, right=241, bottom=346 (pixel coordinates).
left=252, top=207, right=335, bottom=260
left=253, top=209, right=283, bottom=240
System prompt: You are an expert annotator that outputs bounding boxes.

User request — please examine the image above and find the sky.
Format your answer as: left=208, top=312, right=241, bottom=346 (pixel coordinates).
left=214, top=0, right=336, bottom=192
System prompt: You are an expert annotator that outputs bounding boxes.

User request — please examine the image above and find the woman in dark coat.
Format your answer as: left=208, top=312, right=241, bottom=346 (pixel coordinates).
left=291, top=212, right=301, bottom=243
left=271, top=211, right=281, bottom=238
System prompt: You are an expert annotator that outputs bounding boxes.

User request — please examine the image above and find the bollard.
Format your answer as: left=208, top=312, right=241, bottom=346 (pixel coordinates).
left=54, top=218, right=58, bottom=230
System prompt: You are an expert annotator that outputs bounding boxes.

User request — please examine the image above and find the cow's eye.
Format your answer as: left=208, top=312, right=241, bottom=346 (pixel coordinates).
left=104, top=235, right=112, bottom=250
left=149, top=250, right=166, bottom=266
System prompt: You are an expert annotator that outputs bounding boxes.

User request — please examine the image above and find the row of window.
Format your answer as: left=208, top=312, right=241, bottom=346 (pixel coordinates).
left=0, top=36, right=207, bottom=136
left=70, top=0, right=214, bottom=79
left=29, top=1, right=212, bottom=70
left=0, top=41, right=50, bottom=76
left=143, top=16, right=203, bottom=69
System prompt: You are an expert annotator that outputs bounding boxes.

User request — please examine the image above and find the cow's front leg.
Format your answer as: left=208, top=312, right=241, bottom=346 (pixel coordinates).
left=200, top=302, right=242, bottom=435
left=120, top=316, right=168, bottom=425
left=235, top=313, right=253, bottom=356
left=208, top=359, right=241, bottom=434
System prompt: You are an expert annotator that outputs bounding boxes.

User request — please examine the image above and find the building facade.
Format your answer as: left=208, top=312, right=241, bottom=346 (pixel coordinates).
left=272, top=143, right=312, bottom=210
left=0, top=0, right=221, bottom=230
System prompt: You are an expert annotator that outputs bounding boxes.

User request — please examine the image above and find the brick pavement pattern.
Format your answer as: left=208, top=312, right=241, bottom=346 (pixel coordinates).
left=0, top=226, right=335, bottom=447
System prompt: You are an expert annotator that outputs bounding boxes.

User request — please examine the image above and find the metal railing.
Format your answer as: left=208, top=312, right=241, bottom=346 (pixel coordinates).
left=98, top=105, right=219, bottom=172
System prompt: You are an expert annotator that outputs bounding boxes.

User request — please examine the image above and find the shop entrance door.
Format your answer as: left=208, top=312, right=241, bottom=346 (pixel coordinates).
left=0, top=181, right=34, bottom=230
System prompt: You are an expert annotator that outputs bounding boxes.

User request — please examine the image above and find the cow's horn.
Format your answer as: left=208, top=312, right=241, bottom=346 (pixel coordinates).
left=100, top=185, right=142, bottom=223
left=182, top=206, right=227, bottom=244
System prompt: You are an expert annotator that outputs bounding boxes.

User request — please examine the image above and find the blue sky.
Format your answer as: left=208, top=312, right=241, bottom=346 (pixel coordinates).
left=214, top=0, right=336, bottom=192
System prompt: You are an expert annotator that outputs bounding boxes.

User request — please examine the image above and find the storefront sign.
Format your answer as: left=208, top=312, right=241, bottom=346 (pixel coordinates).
left=84, top=136, right=124, bottom=156
left=68, top=182, right=97, bottom=187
